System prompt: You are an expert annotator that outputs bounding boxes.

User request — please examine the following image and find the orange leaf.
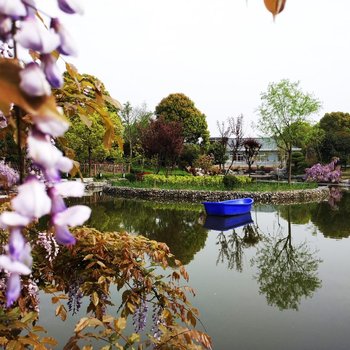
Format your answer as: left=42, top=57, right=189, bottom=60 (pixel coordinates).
left=0, top=59, right=68, bottom=123
left=264, top=0, right=286, bottom=18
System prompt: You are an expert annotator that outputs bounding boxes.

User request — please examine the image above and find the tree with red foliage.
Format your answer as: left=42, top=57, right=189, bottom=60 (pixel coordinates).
left=140, top=117, right=184, bottom=174
left=243, top=138, right=262, bottom=175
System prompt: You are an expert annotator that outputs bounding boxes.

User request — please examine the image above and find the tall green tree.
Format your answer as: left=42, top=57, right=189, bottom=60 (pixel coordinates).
left=257, top=79, right=321, bottom=183
left=155, top=93, right=210, bottom=145
left=120, top=102, right=153, bottom=172
left=64, top=113, right=123, bottom=176
left=288, top=121, right=325, bottom=165
left=319, top=112, right=350, bottom=165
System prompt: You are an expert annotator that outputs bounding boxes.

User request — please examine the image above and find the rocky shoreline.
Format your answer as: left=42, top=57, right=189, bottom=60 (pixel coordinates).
left=103, top=185, right=330, bottom=204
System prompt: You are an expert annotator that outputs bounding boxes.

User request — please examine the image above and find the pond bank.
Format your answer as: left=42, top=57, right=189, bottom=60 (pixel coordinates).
left=103, top=185, right=329, bottom=204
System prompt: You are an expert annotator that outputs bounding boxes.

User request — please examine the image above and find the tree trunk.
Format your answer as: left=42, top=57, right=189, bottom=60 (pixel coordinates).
left=14, top=106, right=25, bottom=183
left=287, top=148, right=292, bottom=184
left=127, top=140, right=132, bottom=173
left=88, top=146, right=92, bottom=177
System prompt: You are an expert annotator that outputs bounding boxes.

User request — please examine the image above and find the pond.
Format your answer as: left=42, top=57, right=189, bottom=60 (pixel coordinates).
left=38, top=188, right=350, bottom=349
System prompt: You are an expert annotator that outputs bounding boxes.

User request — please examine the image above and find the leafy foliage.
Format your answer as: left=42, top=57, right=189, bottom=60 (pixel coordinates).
left=64, top=112, right=123, bottom=169
left=120, top=102, right=153, bottom=172
left=143, top=174, right=222, bottom=187
left=139, top=116, right=184, bottom=173
left=54, top=67, right=123, bottom=150
left=319, top=112, right=350, bottom=164
left=257, top=79, right=321, bottom=183
left=242, top=138, right=262, bottom=174
left=223, top=175, right=252, bottom=189
left=155, top=93, right=209, bottom=145
left=194, top=154, right=214, bottom=174
left=0, top=224, right=212, bottom=349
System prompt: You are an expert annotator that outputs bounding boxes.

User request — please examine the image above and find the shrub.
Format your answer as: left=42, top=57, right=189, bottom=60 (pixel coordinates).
left=143, top=174, right=222, bottom=187
left=223, top=175, right=252, bottom=189
left=125, top=173, right=137, bottom=182
left=305, top=159, right=341, bottom=183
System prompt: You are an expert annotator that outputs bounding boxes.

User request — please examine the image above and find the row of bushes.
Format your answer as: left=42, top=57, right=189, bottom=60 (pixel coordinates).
left=125, top=173, right=252, bottom=189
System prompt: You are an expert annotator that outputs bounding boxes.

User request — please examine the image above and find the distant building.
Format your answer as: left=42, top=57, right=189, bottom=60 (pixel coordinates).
left=209, top=137, right=300, bottom=169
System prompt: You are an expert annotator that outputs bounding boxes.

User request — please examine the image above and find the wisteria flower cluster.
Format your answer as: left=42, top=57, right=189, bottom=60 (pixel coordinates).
left=0, top=161, right=19, bottom=187
left=0, top=0, right=90, bottom=307
left=305, top=158, right=341, bottom=183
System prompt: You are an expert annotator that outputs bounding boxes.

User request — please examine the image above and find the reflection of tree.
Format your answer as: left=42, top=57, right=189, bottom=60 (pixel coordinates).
left=86, top=199, right=208, bottom=265
left=311, top=190, right=350, bottom=239
left=254, top=207, right=321, bottom=310
left=278, top=203, right=317, bottom=225
left=216, top=224, right=261, bottom=272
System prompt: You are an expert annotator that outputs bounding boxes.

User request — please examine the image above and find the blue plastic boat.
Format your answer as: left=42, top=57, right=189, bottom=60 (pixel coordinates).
left=204, top=212, right=253, bottom=231
left=202, top=198, right=254, bottom=216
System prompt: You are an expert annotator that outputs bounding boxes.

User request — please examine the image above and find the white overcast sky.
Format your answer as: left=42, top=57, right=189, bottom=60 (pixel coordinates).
left=43, top=0, right=350, bottom=136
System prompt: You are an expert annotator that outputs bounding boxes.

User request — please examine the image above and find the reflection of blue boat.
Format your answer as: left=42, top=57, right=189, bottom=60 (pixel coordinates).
left=202, top=198, right=254, bottom=216
left=204, top=212, right=253, bottom=231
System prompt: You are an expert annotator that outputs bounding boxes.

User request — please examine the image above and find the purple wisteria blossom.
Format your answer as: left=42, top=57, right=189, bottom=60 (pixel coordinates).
left=36, top=231, right=59, bottom=263
left=0, top=161, right=19, bottom=186
left=0, top=0, right=27, bottom=18
left=20, top=62, right=51, bottom=96
left=57, top=0, right=84, bottom=15
left=133, top=298, right=148, bottom=333
left=15, top=16, right=60, bottom=54
left=50, top=18, right=77, bottom=56
left=151, top=304, right=166, bottom=340
left=67, top=278, right=83, bottom=315
left=0, top=0, right=89, bottom=308
left=41, top=54, right=63, bottom=88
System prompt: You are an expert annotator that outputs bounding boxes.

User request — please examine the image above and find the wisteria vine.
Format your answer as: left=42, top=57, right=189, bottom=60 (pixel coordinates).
left=0, top=0, right=90, bottom=307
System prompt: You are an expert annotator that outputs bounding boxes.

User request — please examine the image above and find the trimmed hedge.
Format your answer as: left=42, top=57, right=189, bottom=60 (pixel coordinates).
left=223, top=175, right=252, bottom=189
left=143, top=174, right=223, bottom=186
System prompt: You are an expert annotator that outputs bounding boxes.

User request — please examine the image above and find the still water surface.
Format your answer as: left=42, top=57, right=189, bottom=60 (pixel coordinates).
left=45, top=189, right=350, bottom=349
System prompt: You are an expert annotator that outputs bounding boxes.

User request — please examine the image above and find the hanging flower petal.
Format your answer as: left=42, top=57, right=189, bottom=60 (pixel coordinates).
left=0, top=0, right=27, bottom=18
left=41, top=54, right=63, bottom=88
left=0, top=212, right=30, bottom=229
left=54, top=224, right=76, bottom=245
left=0, top=16, right=12, bottom=40
left=19, top=62, right=51, bottom=97
left=56, top=156, right=73, bottom=173
left=51, top=18, right=77, bottom=56
left=6, top=273, right=21, bottom=307
left=18, top=243, right=33, bottom=268
left=32, top=113, right=70, bottom=138
left=57, top=0, right=84, bottom=15
left=27, top=132, right=63, bottom=169
left=11, top=177, right=51, bottom=219
left=53, top=205, right=91, bottom=227
left=16, top=16, right=60, bottom=54
left=0, top=256, right=31, bottom=274
left=23, top=0, right=37, bottom=17
left=54, top=181, right=85, bottom=197
left=49, top=187, right=67, bottom=213
left=9, top=229, right=25, bottom=260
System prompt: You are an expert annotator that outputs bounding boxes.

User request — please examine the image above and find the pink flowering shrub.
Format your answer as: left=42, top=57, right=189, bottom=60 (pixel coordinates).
left=305, top=159, right=341, bottom=183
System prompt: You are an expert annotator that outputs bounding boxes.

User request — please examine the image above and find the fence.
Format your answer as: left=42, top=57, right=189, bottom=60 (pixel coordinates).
left=81, top=163, right=126, bottom=176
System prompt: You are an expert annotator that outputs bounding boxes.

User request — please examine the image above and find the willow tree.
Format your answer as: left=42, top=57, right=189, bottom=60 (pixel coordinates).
left=257, top=79, right=321, bottom=183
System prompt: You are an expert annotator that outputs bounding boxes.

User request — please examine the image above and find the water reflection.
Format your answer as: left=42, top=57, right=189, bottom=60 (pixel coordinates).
left=216, top=223, right=262, bottom=272
left=86, top=198, right=208, bottom=265
left=253, top=207, right=322, bottom=311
